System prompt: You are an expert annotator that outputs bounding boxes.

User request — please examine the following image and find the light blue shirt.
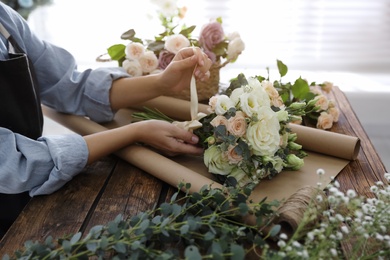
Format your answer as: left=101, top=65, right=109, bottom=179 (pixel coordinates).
left=0, top=3, right=129, bottom=196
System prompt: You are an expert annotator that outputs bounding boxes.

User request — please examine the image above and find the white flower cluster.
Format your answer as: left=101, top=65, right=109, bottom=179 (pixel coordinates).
left=274, top=171, right=390, bottom=259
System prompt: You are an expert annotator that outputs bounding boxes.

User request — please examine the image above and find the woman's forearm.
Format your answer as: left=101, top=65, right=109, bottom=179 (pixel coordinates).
left=109, top=73, right=163, bottom=111
left=83, top=124, right=139, bottom=164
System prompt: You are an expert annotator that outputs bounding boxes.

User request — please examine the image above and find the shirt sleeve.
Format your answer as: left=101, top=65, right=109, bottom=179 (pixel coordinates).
left=0, top=128, right=89, bottom=196
left=0, top=3, right=130, bottom=123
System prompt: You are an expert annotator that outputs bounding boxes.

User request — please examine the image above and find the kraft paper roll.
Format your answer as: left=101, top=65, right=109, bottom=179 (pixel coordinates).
left=288, top=123, right=360, bottom=160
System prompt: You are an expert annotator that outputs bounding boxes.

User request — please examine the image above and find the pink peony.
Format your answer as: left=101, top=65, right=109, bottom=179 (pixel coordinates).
left=158, top=50, right=175, bottom=70
left=199, top=21, right=224, bottom=52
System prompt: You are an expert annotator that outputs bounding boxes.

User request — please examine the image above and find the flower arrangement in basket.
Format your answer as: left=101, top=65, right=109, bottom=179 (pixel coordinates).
left=97, top=0, right=245, bottom=102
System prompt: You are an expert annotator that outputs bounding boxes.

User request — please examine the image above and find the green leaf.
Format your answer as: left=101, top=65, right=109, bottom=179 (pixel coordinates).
left=269, top=224, right=281, bottom=237
left=277, top=59, right=288, bottom=77
left=180, top=224, right=190, bottom=235
left=121, top=29, right=136, bottom=40
left=113, top=242, right=127, bottom=253
left=184, top=245, right=202, bottom=260
left=231, top=243, right=245, bottom=260
left=291, top=77, right=310, bottom=100
left=70, top=232, right=81, bottom=245
left=107, top=44, right=126, bottom=61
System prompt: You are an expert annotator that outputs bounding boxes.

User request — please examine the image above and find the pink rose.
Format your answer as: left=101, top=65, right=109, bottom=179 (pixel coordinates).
left=164, top=34, right=190, bottom=54
left=158, top=50, right=175, bottom=70
left=226, top=144, right=243, bottom=164
left=199, top=21, right=224, bottom=51
left=138, top=51, right=159, bottom=73
left=227, top=111, right=246, bottom=137
left=210, top=115, right=228, bottom=128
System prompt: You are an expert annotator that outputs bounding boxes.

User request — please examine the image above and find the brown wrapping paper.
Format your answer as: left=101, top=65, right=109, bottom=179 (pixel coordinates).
left=42, top=96, right=360, bottom=203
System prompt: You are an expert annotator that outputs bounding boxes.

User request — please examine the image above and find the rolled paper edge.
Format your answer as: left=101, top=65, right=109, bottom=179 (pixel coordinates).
left=288, top=123, right=361, bottom=160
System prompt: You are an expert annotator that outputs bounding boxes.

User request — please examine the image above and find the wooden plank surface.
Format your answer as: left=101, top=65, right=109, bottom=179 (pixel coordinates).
left=328, top=87, right=387, bottom=197
left=0, top=157, right=117, bottom=255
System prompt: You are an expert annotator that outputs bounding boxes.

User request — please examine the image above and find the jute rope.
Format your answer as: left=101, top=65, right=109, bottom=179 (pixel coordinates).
left=274, top=186, right=329, bottom=237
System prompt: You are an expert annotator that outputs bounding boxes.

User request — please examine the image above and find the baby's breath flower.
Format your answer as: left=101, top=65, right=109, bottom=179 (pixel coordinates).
left=330, top=248, right=338, bottom=257
left=316, top=168, right=325, bottom=176
left=279, top=233, right=288, bottom=240
left=341, top=225, right=349, bottom=234
left=370, top=185, right=379, bottom=193
left=277, top=240, right=286, bottom=248
left=346, top=189, right=357, bottom=198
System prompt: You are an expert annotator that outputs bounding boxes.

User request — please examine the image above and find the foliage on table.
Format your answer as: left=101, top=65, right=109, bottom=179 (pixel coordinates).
left=224, top=60, right=340, bottom=130
left=1, top=0, right=52, bottom=19
left=3, top=172, right=390, bottom=259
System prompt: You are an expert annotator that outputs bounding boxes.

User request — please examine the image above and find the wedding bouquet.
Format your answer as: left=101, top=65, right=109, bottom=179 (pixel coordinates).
left=193, top=75, right=307, bottom=188
left=99, top=0, right=245, bottom=101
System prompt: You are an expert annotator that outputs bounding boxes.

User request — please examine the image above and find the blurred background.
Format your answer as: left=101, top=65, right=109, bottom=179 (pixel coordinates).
left=3, top=0, right=389, bottom=169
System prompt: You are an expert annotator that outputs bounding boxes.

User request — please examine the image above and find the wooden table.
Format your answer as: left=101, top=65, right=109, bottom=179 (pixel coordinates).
left=0, top=87, right=387, bottom=256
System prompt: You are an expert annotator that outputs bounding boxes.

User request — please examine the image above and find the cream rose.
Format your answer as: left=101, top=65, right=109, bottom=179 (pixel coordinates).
left=314, top=94, right=329, bottom=111
left=122, top=59, right=143, bottom=77
left=328, top=107, right=340, bottom=122
left=246, top=106, right=280, bottom=156
left=316, top=111, right=334, bottom=129
left=138, top=51, right=159, bottom=73
left=208, top=96, right=218, bottom=113
left=210, top=115, right=228, bottom=128
left=227, top=111, right=246, bottom=137
left=226, top=144, right=243, bottom=164
left=262, top=80, right=279, bottom=100
left=203, top=145, right=234, bottom=175
left=164, top=34, right=190, bottom=54
left=321, top=81, right=334, bottom=93
left=125, top=42, right=145, bottom=60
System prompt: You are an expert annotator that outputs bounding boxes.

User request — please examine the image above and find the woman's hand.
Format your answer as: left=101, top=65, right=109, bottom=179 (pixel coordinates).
left=84, top=120, right=203, bottom=164
left=159, top=47, right=212, bottom=95
left=135, top=120, right=204, bottom=156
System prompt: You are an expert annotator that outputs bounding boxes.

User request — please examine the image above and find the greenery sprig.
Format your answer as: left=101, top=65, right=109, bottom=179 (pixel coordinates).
left=2, top=182, right=281, bottom=259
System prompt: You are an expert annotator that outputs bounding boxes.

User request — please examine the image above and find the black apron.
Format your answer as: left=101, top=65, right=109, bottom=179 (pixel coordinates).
left=0, top=22, right=44, bottom=237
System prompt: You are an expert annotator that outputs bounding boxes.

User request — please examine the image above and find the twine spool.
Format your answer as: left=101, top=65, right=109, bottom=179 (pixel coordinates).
left=274, top=186, right=329, bottom=237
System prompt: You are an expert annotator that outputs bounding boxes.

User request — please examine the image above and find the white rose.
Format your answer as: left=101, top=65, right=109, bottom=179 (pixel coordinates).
left=203, top=145, right=234, bottom=176
left=215, top=95, right=235, bottom=115
left=122, top=59, right=143, bottom=77
left=164, top=34, right=190, bottom=54
left=226, top=37, right=245, bottom=61
left=246, top=106, right=281, bottom=156
left=227, top=31, right=241, bottom=41
left=125, top=42, right=145, bottom=60
left=138, top=51, right=159, bottom=73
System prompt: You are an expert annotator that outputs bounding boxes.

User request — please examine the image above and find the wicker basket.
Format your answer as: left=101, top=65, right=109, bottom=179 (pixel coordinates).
left=169, top=61, right=222, bottom=102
